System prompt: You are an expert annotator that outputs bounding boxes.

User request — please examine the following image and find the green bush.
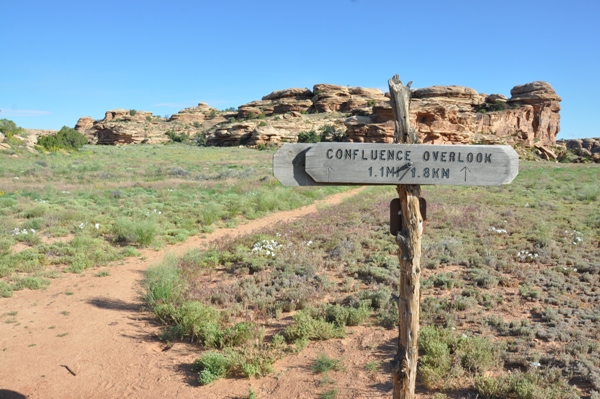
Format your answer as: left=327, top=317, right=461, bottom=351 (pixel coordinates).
left=312, top=354, right=344, bottom=373
left=325, top=303, right=370, bottom=327
left=285, top=310, right=345, bottom=342
left=13, top=276, right=50, bottom=290
left=172, top=301, right=222, bottom=346
left=145, top=259, right=184, bottom=320
left=37, top=126, right=88, bottom=151
left=165, top=130, right=189, bottom=143
left=297, top=130, right=320, bottom=143
left=0, top=281, right=13, bottom=297
left=192, top=351, right=230, bottom=385
left=112, top=218, right=156, bottom=247
left=475, top=369, right=580, bottom=399
left=0, top=118, right=25, bottom=138
left=418, top=325, right=502, bottom=390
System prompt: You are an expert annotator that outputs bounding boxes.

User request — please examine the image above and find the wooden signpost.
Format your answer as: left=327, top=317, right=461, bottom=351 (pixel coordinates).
left=272, top=75, right=519, bottom=399
left=274, top=142, right=518, bottom=187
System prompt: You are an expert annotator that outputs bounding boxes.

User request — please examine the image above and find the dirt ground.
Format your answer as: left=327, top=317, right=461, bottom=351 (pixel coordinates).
left=0, top=187, right=430, bottom=399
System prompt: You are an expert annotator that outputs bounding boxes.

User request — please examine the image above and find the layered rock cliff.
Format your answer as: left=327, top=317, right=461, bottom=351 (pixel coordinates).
left=74, top=81, right=561, bottom=149
left=75, top=104, right=225, bottom=145
left=345, top=81, right=561, bottom=147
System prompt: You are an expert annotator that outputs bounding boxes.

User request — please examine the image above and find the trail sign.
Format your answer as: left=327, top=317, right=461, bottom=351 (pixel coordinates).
left=303, top=142, right=518, bottom=186
left=272, top=74, right=520, bottom=399
left=273, top=143, right=335, bottom=186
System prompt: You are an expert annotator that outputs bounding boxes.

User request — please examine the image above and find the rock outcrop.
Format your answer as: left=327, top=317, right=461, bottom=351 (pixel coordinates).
left=75, top=105, right=227, bottom=145
left=557, top=137, right=600, bottom=162
left=206, top=112, right=345, bottom=147
left=345, top=81, right=562, bottom=148
left=169, top=103, right=219, bottom=123
left=75, top=110, right=170, bottom=145
left=71, top=81, right=562, bottom=149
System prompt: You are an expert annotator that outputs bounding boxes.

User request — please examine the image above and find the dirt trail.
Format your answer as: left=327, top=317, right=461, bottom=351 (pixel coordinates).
left=0, top=187, right=399, bottom=399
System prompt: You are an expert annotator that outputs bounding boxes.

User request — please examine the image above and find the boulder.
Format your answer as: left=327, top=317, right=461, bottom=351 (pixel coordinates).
left=508, top=81, right=562, bottom=104
left=262, top=88, right=313, bottom=101
left=170, top=103, right=218, bottom=123
left=75, top=116, right=95, bottom=131
left=412, top=85, right=483, bottom=105
left=238, top=101, right=275, bottom=118
left=486, top=94, right=508, bottom=103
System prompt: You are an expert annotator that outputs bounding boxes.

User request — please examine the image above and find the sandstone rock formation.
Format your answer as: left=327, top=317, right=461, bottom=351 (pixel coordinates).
left=206, top=112, right=345, bottom=147
left=557, top=137, right=600, bottom=162
left=71, top=81, right=562, bottom=149
left=345, top=81, right=562, bottom=148
left=75, top=105, right=227, bottom=145
left=75, top=110, right=170, bottom=145
left=169, top=103, right=218, bottom=123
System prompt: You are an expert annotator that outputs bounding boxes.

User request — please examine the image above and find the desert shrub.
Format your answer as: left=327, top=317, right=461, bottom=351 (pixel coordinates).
left=285, top=310, right=345, bottom=342
left=172, top=301, right=222, bottom=345
left=37, top=126, right=88, bottom=151
left=199, top=203, right=222, bottom=226
left=325, top=303, right=370, bottom=327
left=297, top=130, right=320, bottom=143
left=133, top=220, right=156, bottom=247
left=0, top=281, right=13, bottom=297
left=0, top=118, right=25, bottom=137
left=165, top=130, right=189, bottom=143
left=129, top=109, right=137, bottom=116
left=23, top=204, right=48, bottom=219
left=145, top=258, right=184, bottom=320
left=112, top=217, right=135, bottom=243
left=312, top=354, right=344, bottom=373
left=192, top=351, right=230, bottom=385
left=419, top=325, right=501, bottom=389
left=13, top=276, right=50, bottom=290
left=229, top=332, right=286, bottom=378
left=475, top=368, right=580, bottom=399
left=111, top=218, right=156, bottom=247
left=195, top=133, right=207, bottom=146
left=319, top=125, right=346, bottom=142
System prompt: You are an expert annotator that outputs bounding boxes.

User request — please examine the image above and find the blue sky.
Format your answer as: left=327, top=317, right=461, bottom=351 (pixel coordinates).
left=1, top=0, right=598, bottom=139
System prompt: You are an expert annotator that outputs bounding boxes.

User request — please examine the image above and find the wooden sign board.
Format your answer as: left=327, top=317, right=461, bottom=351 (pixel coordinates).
left=273, top=143, right=339, bottom=187
left=303, top=142, right=519, bottom=186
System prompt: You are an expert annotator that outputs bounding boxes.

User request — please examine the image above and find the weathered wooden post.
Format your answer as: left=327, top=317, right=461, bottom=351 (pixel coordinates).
left=388, top=74, right=421, bottom=399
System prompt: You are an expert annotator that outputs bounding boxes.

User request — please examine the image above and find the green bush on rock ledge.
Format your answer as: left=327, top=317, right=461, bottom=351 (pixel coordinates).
left=37, top=126, right=88, bottom=151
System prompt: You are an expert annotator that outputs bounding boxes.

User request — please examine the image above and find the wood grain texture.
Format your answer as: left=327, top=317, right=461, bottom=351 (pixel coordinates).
left=304, top=143, right=519, bottom=186
left=390, top=75, right=421, bottom=399
left=388, top=74, right=418, bottom=144
left=273, top=143, right=331, bottom=186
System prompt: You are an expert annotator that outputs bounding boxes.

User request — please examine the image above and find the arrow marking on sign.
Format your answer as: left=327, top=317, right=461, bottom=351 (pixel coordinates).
left=461, top=166, right=471, bottom=182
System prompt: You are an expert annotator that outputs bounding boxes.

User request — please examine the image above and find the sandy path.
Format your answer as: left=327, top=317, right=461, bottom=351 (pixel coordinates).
left=0, top=187, right=401, bottom=399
